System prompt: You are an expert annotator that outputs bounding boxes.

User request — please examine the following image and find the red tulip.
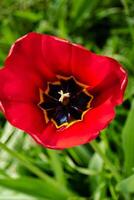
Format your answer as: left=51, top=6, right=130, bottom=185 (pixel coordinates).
left=0, top=32, right=127, bottom=149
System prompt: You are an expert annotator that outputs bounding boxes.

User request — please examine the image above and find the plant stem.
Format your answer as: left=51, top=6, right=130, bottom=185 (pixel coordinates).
left=90, top=140, right=121, bottom=182
left=47, top=149, right=67, bottom=186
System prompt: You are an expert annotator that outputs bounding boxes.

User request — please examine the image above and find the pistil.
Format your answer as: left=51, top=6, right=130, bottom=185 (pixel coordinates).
left=58, top=90, right=70, bottom=103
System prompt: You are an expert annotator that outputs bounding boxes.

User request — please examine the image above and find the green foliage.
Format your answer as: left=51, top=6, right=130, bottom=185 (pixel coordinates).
left=122, top=99, right=134, bottom=175
left=0, top=177, right=72, bottom=200
left=117, top=174, right=134, bottom=194
left=0, top=0, right=134, bottom=199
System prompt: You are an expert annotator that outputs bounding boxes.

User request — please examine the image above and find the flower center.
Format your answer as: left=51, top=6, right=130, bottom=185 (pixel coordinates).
left=39, top=76, right=93, bottom=128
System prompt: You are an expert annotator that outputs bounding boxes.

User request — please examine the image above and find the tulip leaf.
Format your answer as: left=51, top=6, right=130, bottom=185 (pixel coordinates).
left=116, top=174, right=134, bottom=193
left=122, top=98, right=134, bottom=175
left=0, top=177, right=72, bottom=200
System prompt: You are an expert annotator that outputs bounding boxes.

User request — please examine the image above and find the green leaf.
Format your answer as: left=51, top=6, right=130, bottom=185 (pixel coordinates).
left=0, top=142, right=73, bottom=198
left=0, top=177, right=71, bottom=199
left=116, top=174, right=134, bottom=193
left=122, top=99, right=134, bottom=175
left=0, top=187, right=38, bottom=200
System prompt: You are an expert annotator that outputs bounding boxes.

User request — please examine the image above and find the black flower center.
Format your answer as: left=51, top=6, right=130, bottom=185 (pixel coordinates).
left=39, top=77, right=93, bottom=128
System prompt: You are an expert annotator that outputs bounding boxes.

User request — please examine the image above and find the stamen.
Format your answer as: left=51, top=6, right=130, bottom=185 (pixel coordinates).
left=39, top=77, right=93, bottom=128
left=58, top=90, right=70, bottom=103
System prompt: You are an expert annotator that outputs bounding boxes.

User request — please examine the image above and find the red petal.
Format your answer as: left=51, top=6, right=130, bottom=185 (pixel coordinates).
left=71, top=44, right=127, bottom=86
left=0, top=68, right=40, bottom=103
left=1, top=101, right=45, bottom=136
left=42, top=35, right=72, bottom=76
left=0, top=33, right=57, bottom=118
left=5, top=32, right=56, bottom=86
left=90, top=61, right=127, bottom=107
left=34, top=99, right=115, bottom=149
left=71, top=44, right=127, bottom=105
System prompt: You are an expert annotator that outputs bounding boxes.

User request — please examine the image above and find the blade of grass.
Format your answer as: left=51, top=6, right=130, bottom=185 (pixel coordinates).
left=67, top=146, right=90, bottom=166
left=0, top=177, right=70, bottom=200
left=116, top=174, right=134, bottom=193
left=124, top=76, right=134, bottom=100
left=90, top=140, right=121, bottom=181
left=0, top=122, right=15, bottom=144
left=121, top=0, right=134, bottom=42
left=122, top=98, right=134, bottom=175
left=47, top=149, right=67, bottom=186
left=0, top=142, right=74, bottom=198
left=73, top=146, right=91, bottom=166
left=71, top=0, right=100, bottom=26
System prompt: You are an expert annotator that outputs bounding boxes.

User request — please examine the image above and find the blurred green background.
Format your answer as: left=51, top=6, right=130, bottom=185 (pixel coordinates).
left=0, top=0, right=134, bottom=199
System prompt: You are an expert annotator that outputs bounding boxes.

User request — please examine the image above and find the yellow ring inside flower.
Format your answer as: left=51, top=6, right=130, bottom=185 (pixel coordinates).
left=38, top=76, right=93, bottom=128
